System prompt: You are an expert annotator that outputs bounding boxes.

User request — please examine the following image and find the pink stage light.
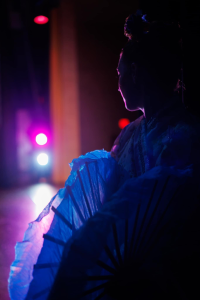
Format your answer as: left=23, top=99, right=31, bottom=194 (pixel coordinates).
left=36, top=133, right=47, bottom=145
left=34, top=15, right=49, bottom=25
left=118, top=118, right=130, bottom=129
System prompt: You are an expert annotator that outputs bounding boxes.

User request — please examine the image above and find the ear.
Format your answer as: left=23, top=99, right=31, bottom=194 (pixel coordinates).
left=131, top=63, right=137, bottom=84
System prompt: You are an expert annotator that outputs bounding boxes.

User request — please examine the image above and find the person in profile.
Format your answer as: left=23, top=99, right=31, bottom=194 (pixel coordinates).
left=9, top=11, right=200, bottom=300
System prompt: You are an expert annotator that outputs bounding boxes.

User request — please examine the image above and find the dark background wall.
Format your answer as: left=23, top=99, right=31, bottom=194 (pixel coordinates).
left=76, top=3, right=140, bottom=154
left=0, top=0, right=51, bottom=186
left=0, top=0, right=200, bottom=187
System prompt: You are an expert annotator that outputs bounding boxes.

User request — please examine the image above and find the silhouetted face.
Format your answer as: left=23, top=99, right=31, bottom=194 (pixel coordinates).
left=117, top=51, right=143, bottom=112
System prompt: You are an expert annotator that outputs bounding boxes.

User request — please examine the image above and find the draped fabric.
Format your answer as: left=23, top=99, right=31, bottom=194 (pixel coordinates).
left=47, top=166, right=200, bottom=299
left=111, top=98, right=200, bottom=179
left=8, top=151, right=129, bottom=300
left=8, top=99, right=200, bottom=299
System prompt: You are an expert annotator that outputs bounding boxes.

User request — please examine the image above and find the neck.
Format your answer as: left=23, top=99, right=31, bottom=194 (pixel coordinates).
left=142, top=91, right=180, bottom=123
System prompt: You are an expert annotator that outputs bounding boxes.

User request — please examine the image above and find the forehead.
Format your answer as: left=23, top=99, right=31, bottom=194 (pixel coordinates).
left=117, top=50, right=132, bottom=72
left=117, top=41, right=137, bottom=71
left=117, top=51, right=123, bottom=71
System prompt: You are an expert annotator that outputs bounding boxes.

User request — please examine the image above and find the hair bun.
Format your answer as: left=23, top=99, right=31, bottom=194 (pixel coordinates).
left=124, top=10, right=149, bottom=41
left=124, top=11, right=181, bottom=47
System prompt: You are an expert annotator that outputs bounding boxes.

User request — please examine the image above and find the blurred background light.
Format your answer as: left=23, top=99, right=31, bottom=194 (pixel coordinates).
left=36, top=133, right=47, bottom=145
left=118, top=118, right=130, bottom=129
left=28, top=183, right=58, bottom=215
left=34, top=15, right=49, bottom=24
left=37, top=153, right=48, bottom=165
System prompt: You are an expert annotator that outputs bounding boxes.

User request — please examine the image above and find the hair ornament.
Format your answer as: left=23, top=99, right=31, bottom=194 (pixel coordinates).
left=124, top=10, right=150, bottom=41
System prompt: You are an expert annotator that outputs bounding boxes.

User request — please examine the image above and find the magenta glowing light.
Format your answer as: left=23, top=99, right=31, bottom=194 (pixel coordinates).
left=36, top=133, right=47, bottom=145
left=34, top=15, right=49, bottom=25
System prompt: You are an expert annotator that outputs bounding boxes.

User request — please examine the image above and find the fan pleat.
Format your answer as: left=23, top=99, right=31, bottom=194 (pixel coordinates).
left=133, top=179, right=158, bottom=255
left=104, top=245, right=120, bottom=269
left=34, top=263, right=59, bottom=270
left=96, top=260, right=116, bottom=275
left=112, top=224, right=123, bottom=266
left=43, top=234, right=66, bottom=247
left=129, top=203, right=140, bottom=257
left=80, top=282, right=108, bottom=298
left=51, top=206, right=73, bottom=230
left=66, top=185, right=86, bottom=225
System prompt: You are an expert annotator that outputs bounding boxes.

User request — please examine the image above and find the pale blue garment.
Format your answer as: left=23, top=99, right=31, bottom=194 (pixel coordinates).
left=8, top=99, right=200, bottom=299
left=111, top=98, right=200, bottom=179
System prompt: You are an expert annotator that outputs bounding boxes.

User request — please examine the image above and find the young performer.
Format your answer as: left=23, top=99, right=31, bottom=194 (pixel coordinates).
left=9, top=11, right=200, bottom=300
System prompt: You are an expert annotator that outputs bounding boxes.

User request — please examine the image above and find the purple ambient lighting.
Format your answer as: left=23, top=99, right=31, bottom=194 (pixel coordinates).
left=36, top=133, right=47, bottom=145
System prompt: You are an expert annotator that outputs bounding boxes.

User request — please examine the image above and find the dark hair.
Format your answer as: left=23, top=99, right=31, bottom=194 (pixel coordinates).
left=122, top=13, right=182, bottom=95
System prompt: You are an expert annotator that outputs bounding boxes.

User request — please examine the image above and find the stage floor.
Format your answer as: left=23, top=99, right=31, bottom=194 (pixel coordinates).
left=0, top=183, right=60, bottom=300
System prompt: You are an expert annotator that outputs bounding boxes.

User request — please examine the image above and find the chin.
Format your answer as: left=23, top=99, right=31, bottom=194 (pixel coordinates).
left=125, top=102, right=142, bottom=112
left=121, top=91, right=144, bottom=113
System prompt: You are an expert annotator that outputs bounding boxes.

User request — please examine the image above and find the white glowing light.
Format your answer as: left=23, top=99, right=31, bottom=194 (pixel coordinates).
left=37, top=153, right=48, bottom=165
left=36, top=133, right=47, bottom=145
left=28, top=183, right=57, bottom=216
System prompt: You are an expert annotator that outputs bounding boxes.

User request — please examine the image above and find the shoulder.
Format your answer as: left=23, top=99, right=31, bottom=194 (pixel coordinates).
left=156, top=107, right=200, bottom=169
left=110, top=115, right=144, bottom=160
left=172, top=107, right=200, bottom=139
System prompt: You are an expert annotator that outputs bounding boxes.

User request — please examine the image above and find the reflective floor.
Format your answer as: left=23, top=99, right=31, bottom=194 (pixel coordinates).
left=0, top=183, right=60, bottom=300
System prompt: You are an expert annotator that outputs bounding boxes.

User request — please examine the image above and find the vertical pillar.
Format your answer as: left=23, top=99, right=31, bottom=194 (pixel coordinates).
left=50, top=0, right=80, bottom=184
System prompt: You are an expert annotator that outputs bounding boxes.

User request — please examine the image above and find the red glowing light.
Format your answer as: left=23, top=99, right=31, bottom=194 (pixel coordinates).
left=118, top=118, right=130, bottom=129
left=34, top=15, right=49, bottom=25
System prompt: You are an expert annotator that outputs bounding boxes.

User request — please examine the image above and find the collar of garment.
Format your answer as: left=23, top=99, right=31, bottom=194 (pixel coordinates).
left=111, top=98, right=200, bottom=178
